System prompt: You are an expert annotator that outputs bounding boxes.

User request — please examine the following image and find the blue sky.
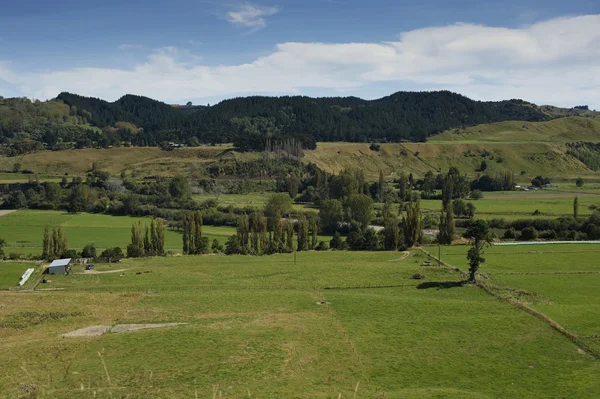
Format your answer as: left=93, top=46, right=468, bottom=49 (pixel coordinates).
left=1, top=0, right=599, bottom=107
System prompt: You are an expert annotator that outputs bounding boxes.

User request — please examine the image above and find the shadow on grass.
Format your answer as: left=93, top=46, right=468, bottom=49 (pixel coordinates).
left=417, top=281, right=467, bottom=290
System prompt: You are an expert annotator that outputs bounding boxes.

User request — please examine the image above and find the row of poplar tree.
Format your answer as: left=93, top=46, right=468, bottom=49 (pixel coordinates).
left=127, top=220, right=166, bottom=257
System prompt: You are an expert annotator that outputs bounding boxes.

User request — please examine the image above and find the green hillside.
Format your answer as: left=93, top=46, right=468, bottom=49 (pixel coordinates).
left=430, top=117, right=600, bottom=143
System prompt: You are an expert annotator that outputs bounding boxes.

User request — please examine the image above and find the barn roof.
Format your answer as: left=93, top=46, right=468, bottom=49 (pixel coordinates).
left=49, top=258, right=72, bottom=267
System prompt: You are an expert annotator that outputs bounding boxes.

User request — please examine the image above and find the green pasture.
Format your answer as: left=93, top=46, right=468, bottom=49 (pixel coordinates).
left=1, top=251, right=599, bottom=397
left=421, top=195, right=600, bottom=219
left=0, top=262, right=38, bottom=290
left=0, top=172, right=65, bottom=184
left=0, top=210, right=237, bottom=256
left=437, top=243, right=600, bottom=355
left=193, top=193, right=317, bottom=212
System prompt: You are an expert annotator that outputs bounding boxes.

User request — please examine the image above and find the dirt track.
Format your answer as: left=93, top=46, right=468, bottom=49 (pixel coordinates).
left=0, top=210, right=16, bottom=217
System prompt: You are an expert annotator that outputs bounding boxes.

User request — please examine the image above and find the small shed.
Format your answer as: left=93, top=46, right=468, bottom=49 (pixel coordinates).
left=47, top=258, right=72, bottom=275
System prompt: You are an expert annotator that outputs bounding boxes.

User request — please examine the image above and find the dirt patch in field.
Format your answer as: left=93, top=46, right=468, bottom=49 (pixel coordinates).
left=63, top=323, right=186, bottom=337
left=62, top=325, right=112, bottom=337
left=0, top=210, right=16, bottom=217
left=81, top=269, right=126, bottom=275
left=485, top=193, right=600, bottom=199
left=110, top=323, right=186, bottom=333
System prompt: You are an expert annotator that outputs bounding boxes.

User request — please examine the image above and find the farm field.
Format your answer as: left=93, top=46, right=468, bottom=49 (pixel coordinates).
left=0, top=210, right=236, bottom=256
left=1, top=251, right=599, bottom=397
left=0, top=262, right=38, bottom=290
left=420, top=193, right=600, bottom=219
left=437, top=243, right=600, bottom=356
left=193, top=193, right=318, bottom=213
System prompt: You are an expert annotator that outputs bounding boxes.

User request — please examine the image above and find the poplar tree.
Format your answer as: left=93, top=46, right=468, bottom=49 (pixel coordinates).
left=42, top=226, right=52, bottom=260
left=296, top=215, right=309, bottom=251
left=285, top=220, right=295, bottom=252
left=574, top=196, right=579, bottom=219
left=310, top=218, right=318, bottom=249
left=237, top=214, right=250, bottom=251
left=438, top=174, right=455, bottom=245
left=155, top=219, right=165, bottom=256
left=273, top=211, right=284, bottom=251
left=403, top=200, right=423, bottom=248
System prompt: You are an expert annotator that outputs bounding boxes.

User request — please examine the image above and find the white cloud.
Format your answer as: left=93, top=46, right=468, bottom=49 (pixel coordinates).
left=1, top=14, right=600, bottom=108
left=226, top=3, right=279, bottom=30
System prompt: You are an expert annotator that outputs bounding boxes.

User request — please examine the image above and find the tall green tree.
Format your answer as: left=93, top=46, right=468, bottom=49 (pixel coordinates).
left=42, top=226, right=52, bottom=260
left=464, top=220, right=495, bottom=282
left=574, top=196, right=579, bottom=219
left=319, top=199, right=343, bottom=234
left=296, top=215, right=310, bottom=251
left=383, top=213, right=400, bottom=251
left=310, top=217, right=319, bottom=249
left=403, top=200, right=423, bottom=248
left=347, top=194, right=374, bottom=228
left=438, top=174, right=455, bottom=245
left=169, top=175, right=191, bottom=200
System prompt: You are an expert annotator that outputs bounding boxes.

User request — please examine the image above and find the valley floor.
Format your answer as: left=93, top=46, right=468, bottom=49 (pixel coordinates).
left=0, top=248, right=598, bottom=398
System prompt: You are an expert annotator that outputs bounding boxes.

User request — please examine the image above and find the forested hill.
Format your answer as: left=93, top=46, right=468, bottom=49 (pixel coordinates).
left=2, top=90, right=550, bottom=154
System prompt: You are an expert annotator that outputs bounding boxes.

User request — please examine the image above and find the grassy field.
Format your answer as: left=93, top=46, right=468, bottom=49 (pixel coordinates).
left=1, top=250, right=599, bottom=397
left=420, top=194, right=600, bottom=219
left=0, top=261, right=39, bottom=289
left=437, top=243, right=600, bottom=355
left=0, top=210, right=237, bottom=256
left=194, top=193, right=318, bottom=213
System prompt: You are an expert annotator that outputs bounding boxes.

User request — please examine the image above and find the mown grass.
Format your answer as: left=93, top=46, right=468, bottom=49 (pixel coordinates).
left=0, top=251, right=599, bottom=397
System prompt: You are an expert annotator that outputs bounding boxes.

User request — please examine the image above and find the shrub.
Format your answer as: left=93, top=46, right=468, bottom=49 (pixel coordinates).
left=315, top=241, right=329, bottom=251
left=519, top=226, right=538, bottom=241
left=503, top=228, right=517, bottom=239
left=369, top=143, right=381, bottom=152
left=412, top=273, right=425, bottom=280
left=81, top=243, right=97, bottom=258
left=329, top=232, right=343, bottom=250
left=470, top=190, right=484, bottom=200
left=489, top=218, right=508, bottom=229
left=101, top=247, right=124, bottom=261
left=539, top=230, right=558, bottom=240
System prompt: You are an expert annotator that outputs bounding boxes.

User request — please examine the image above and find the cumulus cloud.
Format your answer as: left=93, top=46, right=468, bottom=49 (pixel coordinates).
left=1, top=14, right=600, bottom=107
left=226, top=3, right=280, bottom=30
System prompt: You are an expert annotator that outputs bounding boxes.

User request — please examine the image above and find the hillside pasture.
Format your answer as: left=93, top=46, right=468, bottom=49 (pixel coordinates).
left=430, top=117, right=600, bottom=144
left=0, top=251, right=599, bottom=397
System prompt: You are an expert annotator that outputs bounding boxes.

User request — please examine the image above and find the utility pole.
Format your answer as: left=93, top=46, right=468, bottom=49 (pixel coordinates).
left=438, top=244, right=441, bottom=267
left=294, top=251, right=297, bottom=265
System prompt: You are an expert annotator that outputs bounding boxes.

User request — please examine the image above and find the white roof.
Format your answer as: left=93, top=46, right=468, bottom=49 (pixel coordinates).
left=49, top=258, right=72, bottom=267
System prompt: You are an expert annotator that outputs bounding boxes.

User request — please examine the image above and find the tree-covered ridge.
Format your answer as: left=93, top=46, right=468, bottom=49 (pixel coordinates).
left=0, top=96, right=101, bottom=154
left=1, top=90, right=551, bottom=153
